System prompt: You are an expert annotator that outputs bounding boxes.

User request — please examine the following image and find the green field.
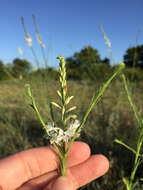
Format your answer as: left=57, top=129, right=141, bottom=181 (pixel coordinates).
left=0, top=78, right=143, bottom=190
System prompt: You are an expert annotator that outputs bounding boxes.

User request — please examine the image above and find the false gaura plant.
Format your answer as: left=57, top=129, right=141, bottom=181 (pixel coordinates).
left=26, top=56, right=124, bottom=176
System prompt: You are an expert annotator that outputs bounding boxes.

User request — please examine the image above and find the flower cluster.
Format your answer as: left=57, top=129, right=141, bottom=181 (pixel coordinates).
left=100, top=24, right=111, bottom=50
left=25, top=35, right=32, bottom=47
left=17, top=47, right=23, bottom=55
left=21, top=17, right=33, bottom=47
left=26, top=56, right=124, bottom=176
left=46, top=120, right=80, bottom=145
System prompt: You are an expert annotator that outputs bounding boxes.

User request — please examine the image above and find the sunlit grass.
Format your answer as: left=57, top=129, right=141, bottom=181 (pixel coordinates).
left=0, top=76, right=143, bottom=189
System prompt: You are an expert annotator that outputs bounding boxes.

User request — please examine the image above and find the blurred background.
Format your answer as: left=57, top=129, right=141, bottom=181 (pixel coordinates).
left=0, top=0, right=143, bottom=189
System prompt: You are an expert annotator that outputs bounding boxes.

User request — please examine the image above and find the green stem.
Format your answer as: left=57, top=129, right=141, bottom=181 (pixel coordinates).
left=122, top=74, right=141, bottom=127
left=114, top=139, right=138, bottom=156
left=30, top=47, right=40, bottom=69
left=26, top=84, right=47, bottom=129
left=60, top=153, right=66, bottom=176
left=60, top=142, right=67, bottom=176
left=32, top=14, right=48, bottom=68
left=66, top=63, right=125, bottom=155
left=122, top=74, right=143, bottom=190
left=41, top=46, right=48, bottom=68
left=129, top=135, right=143, bottom=188
left=53, top=143, right=63, bottom=160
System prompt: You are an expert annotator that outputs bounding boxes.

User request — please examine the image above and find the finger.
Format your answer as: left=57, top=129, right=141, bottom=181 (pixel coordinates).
left=51, top=176, right=74, bottom=190
left=17, top=171, right=58, bottom=190
left=18, top=154, right=109, bottom=190
left=45, top=154, right=109, bottom=190
left=68, top=154, right=109, bottom=188
left=0, top=142, right=90, bottom=190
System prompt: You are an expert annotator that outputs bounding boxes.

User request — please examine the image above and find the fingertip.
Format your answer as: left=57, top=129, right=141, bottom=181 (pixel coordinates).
left=95, top=154, right=110, bottom=175
left=68, top=154, right=110, bottom=188
left=76, top=141, right=91, bottom=156
left=67, top=141, right=91, bottom=167
left=45, top=176, right=74, bottom=190
left=68, top=141, right=91, bottom=156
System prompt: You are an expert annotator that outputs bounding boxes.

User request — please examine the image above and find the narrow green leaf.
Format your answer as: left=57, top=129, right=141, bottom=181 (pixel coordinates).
left=65, top=63, right=125, bottom=155
left=123, top=177, right=130, bottom=190
left=26, top=84, right=47, bottom=132
left=114, top=139, right=137, bottom=155
left=25, top=84, right=32, bottom=97
left=122, top=74, right=141, bottom=128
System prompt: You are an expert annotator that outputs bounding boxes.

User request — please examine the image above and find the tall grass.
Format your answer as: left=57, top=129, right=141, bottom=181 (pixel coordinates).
left=0, top=77, right=143, bottom=189
left=0, top=17, right=143, bottom=189
left=115, top=74, right=143, bottom=190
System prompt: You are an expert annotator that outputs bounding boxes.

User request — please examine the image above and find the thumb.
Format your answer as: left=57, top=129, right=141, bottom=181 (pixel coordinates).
left=51, top=176, right=74, bottom=190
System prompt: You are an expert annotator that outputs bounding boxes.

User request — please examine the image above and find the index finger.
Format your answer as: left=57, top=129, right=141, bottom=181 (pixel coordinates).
left=0, top=142, right=90, bottom=190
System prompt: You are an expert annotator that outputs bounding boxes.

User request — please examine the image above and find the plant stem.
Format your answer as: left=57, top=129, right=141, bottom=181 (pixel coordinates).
left=66, top=63, right=125, bottom=155
left=129, top=134, right=143, bottom=189
left=122, top=74, right=143, bottom=190
left=60, top=152, right=67, bottom=176
left=30, top=46, right=40, bottom=69
left=122, top=74, right=141, bottom=127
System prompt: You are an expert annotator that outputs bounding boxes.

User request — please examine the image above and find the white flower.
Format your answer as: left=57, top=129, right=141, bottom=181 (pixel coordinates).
left=37, top=36, right=45, bottom=48
left=70, top=119, right=80, bottom=129
left=17, top=47, right=23, bottom=55
left=46, top=122, right=54, bottom=131
left=46, top=122, right=64, bottom=145
left=37, top=36, right=42, bottom=45
left=50, top=129, right=64, bottom=144
left=105, top=37, right=111, bottom=49
left=100, top=24, right=111, bottom=50
left=103, top=33, right=111, bottom=49
left=65, top=120, right=80, bottom=138
left=25, top=35, right=32, bottom=47
left=45, top=120, right=80, bottom=145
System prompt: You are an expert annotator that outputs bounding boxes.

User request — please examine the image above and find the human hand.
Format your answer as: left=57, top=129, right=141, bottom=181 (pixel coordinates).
left=0, top=142, right=109, bottom=190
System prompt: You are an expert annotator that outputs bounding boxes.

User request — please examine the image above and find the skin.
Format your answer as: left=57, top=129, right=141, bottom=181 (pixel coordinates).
left=0, top=142, right=109, bottom=190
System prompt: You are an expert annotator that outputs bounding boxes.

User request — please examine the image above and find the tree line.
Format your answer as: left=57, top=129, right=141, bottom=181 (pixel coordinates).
left=1, top=45, right=143, bottom=81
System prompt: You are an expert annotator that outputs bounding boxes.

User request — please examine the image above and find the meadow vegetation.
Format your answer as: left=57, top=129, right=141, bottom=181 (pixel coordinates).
left=0, top=73, right=143, bottom=189
left=1, top=16, right=143, bottom=189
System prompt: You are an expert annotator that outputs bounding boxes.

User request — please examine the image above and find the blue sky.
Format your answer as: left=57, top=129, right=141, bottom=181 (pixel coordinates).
left=0, top=0, right=143, bottom=68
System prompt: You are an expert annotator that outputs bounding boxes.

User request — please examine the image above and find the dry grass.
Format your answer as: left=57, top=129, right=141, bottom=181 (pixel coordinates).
left=0, top=79, right=143, bottom=189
